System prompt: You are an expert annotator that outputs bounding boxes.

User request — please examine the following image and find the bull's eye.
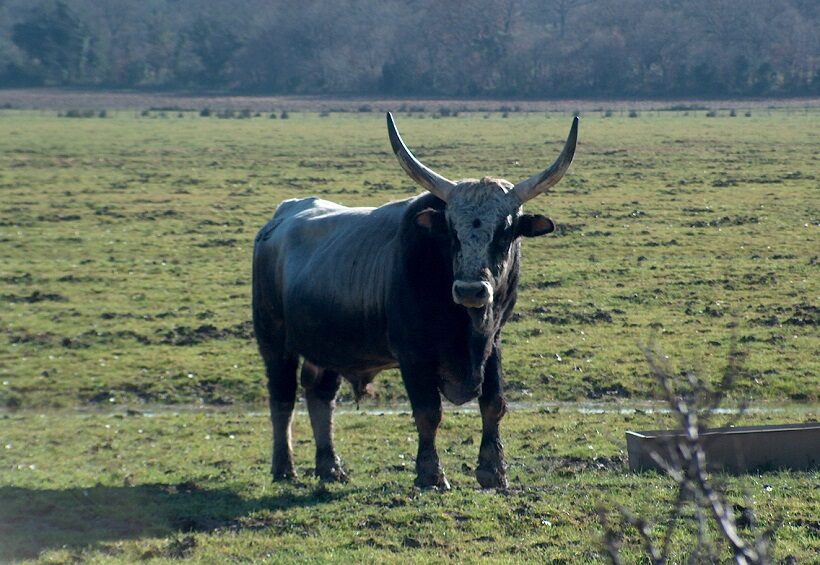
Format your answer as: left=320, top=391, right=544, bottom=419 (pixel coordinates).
left=472, top=218, right=482, bottom=228
left=493, top=222, right=512, bottom=249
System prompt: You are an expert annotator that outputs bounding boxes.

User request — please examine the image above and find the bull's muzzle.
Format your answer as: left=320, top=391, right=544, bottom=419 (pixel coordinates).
left=452, top=280, right=493, bottom=308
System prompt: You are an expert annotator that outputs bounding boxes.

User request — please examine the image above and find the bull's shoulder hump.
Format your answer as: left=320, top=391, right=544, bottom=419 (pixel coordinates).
left=257, top=194, right=425, bottom=244
left=256, top=198, right=348, bottom=244
left=274, top=197, right=338, bottom=220
left=276, top=197, right=382, bottom=222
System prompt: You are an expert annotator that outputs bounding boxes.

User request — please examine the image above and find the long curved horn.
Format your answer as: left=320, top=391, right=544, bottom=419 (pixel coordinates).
left=387, top=112, right=456, bottom=202
left=511, top=116, right=579, bottom=204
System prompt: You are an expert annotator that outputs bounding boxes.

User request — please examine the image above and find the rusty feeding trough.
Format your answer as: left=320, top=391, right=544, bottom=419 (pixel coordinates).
left=626, top=423, right=820, bottom=474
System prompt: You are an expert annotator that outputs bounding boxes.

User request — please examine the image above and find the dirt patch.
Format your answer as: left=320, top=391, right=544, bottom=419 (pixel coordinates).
left=753, top=303, right=818, bottom=327
left=687, top=215, right=759, bottom=228
left=584, top=380, right=631, bottom=399
left=100, top=310, right=177, bottom=320
left=552, top=223, right=585, bottom=237
left=531, top=305, right=613, bottom=325
left=135, top=209, right=179, bottom=221
left=7, top=322, right=253, bottom=349
left=159, top=322, right=254, bottom=345
left=6, top=330, right=60, bottom=346
left=196, top=238, right=237, bottom=248
left=0, top=273, right=33, bottom=284
left=35, top=213, right=82, bottom=222
left=537, top=455, right=626, bottom=475
left=3, top=291, right=68, bottom=303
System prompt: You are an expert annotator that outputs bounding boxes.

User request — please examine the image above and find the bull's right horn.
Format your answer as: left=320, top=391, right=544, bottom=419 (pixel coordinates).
left=387, top=112, right=456, bottom=202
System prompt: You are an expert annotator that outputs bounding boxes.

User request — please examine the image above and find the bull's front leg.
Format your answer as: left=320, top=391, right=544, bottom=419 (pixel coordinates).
left=476, top=346, right=508, bottom=489
left=400, top=359, right=450, bottom=489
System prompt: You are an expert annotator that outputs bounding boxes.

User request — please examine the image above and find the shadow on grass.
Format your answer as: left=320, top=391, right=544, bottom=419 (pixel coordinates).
left=0, top=481, right=348, bottom=560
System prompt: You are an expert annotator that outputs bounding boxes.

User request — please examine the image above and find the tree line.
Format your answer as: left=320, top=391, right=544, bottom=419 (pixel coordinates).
left=0, top=0, right=817, bottom=98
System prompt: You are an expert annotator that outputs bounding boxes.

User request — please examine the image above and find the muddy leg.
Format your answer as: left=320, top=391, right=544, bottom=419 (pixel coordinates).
left=302, top=362, right=347, bottom=482
left=254, top=305, right=299, bottom=481
left=400, top=359, right=449, bottom=489
left=413, top=404, right=449, bottom=489
left=265, top=350, right=299, bottom=480
left=476, top=347, right=508, bottom=489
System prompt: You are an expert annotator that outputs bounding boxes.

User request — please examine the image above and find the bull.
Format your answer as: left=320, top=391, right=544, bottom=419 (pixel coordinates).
left=252, top=113, right=578, bottom=488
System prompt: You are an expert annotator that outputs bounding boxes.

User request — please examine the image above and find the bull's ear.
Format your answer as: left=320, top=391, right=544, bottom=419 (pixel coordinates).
left=415, top=208, right=446, bottom=233
left=517, top=214, right=555, bottom=238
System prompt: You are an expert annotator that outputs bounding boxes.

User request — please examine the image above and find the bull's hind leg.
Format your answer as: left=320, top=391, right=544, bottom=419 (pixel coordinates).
left=254, top=310, right=299, bottom=480
left=264, top=351, right=299, bottom=480
left=301, top=361, right=347, bottom=482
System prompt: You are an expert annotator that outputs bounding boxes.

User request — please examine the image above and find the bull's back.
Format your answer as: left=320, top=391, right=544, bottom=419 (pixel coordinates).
left=253, top=197, right=407, bottom=372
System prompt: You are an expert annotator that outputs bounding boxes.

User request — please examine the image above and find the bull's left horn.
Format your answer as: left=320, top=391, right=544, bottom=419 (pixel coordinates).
left=511, top=116, right=579, bottom=204
left=387, top=112, right=456, bottom=202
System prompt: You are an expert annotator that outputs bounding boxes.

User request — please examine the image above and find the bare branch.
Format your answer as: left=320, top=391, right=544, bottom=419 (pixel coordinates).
left=601, top=343, right=772, bottom=564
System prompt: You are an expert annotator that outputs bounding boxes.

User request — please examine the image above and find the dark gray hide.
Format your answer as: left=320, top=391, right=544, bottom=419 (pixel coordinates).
left=252, top=114, right=578, bottom=488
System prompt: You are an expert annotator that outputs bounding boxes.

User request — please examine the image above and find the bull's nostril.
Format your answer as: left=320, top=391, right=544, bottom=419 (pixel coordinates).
left=475, top=286, right=487, bottom=298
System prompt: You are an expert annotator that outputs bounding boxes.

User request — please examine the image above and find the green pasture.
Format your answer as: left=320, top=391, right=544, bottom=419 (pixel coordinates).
left=0, top=109, right=817, bottom=408
left=0, top=108, right=817, bottom=563
left=1, top=408, right=817, bottom=563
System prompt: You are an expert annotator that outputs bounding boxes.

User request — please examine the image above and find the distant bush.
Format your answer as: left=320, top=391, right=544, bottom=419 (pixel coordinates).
left=729, top=109, right=737, bottom=117
left=438, top=107, right=452, bottom=117
left=705, top=110, right=718, bottom=117
left=64, top=109, right=96, bottom=118
left=664, top=103, right=708, bottom=111
left=628, top=109, right=639, bottom=118
left=280, top=110, right=289, bottom=119
left=319, top=111, right=330, bottom=117
left=603, top=109, right=613, bottom=118
left=200, top=108, right=212, bottom=117
left=269, top=112, right=277, bottom=119
left=357, top=105, right=372, bottom=113
left=239, top=109, right=252, bottom=119
left=745, top=111, right=752, bottom=117
left=98, top=110, right=107, bottom=118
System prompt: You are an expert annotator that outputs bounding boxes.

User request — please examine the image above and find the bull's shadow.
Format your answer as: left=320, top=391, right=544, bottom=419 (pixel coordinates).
left=0, top=481, right=348, bottom=561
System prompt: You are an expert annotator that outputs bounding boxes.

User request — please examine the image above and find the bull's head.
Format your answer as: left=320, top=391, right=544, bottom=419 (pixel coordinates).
left=387, top=112, right=578, bottom=331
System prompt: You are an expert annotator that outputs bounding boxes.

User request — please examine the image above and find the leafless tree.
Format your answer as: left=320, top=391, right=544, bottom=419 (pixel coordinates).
left=600, top=343, right=774, bottom=565
left=0, top=0, right=817, bottom=95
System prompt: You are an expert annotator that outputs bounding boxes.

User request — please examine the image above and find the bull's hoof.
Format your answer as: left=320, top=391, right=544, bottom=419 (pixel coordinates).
left=272, top=468, right=298, bottom=482
left=272, top=459, right=297, bottom=482
left=476, top=466, right=508, bottom=489
left=415, top=472, right=451, bottom=490
left=316, top=460, right=348, bottom=483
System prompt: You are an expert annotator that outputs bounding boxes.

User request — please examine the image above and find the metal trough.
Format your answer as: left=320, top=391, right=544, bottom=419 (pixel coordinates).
left=626, top=422, right=819, bottom=474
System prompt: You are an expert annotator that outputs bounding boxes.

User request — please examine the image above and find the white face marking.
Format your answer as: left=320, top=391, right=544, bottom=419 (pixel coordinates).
left=445, top=178, right=520, bottom=285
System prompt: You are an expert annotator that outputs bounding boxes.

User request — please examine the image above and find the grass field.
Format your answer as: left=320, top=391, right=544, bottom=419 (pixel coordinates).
left=1, top=108, right=817, bottom=408
left=1, top=408, right=818, bottom=563
left=0, top=107, right=818, bottom=562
